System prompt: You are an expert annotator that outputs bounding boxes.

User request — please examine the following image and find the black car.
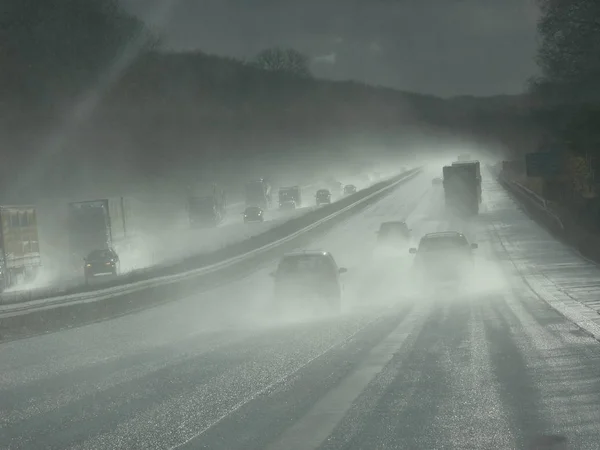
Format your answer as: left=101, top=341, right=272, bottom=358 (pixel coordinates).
left=271, top=251, right=347, bottom=312
left=343, top=184, right=357, bottom=195
left=316, top=189, right=331, bottom=206
left=243, top=206, right=264, bottom=223
left=84, top=248, right=119, bottom=282
left=409, top=231, right=477, bottom=285
left=376, top=221, right=411, bottom=247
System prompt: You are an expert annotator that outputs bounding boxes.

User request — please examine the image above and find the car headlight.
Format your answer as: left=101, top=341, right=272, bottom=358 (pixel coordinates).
left=86, top=263, right=92, bottom=268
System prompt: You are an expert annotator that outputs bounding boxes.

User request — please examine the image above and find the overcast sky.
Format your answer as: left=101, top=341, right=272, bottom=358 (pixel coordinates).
left=122, top=0, right=540, bottom=98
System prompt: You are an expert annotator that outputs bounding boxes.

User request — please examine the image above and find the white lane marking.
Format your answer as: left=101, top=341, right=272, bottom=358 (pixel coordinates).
left=167, top=308, right=410, bottom=450
left=265, top=302, right=428, bottom=450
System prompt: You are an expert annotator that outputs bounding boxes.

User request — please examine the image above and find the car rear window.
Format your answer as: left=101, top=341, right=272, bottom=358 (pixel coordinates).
left=418, top=236, right=468, bottom=251
left=379, top=223, right=407, bottom=236
left=278, top=256, right=333, bottom=274
left=87, top=250, right=112, bottom=260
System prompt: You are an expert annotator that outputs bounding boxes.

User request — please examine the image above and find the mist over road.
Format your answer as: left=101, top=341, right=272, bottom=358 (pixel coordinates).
left=1, top=168, right=598, bottom=449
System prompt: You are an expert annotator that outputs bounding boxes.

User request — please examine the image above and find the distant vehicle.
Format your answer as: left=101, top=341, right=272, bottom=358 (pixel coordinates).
left=67, top=197, right=148, bottom=276
left=243, top=206, right=264, bottom=223
left=67, top=199, right=119, bottom=273
left=452, top=160, right=481, bottom=203
left=0, top=205, right=42, bottom=290
left=442, top=164, right=479, bottom=216
left=343, top=184, right=357, bottom=195
left=245, top=179, right=272, bottom=210
left=279, top=199, right=296, bottom=210
left=376, top=221, right=411, bottom=248
left=271, top=251, right=347, bottom=312
left=409, top=231, right=477, bottom=286
left=457, top=153, right=472, bottom=161
left=316, top=189, right=332, bottom=206
left=432, top=177, right=443, bottom=185
left=187, top=184, right=226, bottom=227
left=278, top=186, right=301, bottom=209
left=84, top=248, right=119, bottom=283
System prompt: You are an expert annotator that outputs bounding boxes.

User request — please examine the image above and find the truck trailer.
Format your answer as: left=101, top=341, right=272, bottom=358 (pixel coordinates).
left=0, top=205, right=42, bottom=290
left=452, top=160, right=482, bottom=203
left=442, top=165, right=479, bottom=216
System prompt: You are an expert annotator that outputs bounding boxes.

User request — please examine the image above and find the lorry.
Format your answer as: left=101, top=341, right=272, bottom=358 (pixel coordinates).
left=245, top=179, right=272, bottom=209
left=0, top=205, right=42, bottom=290
left=67, top=198, right=132, bottom=272
left=187, top=184, right=226, bottom=227
left=457, top=153, right=472, bottom=162
left=278, top=186, right=301, bottom=209
left=442, top=164, right=479, bottom=216
left=452, top=160, right=482, bottom=203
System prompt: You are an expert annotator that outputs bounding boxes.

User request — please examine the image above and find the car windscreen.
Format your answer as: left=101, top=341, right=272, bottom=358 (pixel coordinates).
left=418, top=236, right=468, bottom=252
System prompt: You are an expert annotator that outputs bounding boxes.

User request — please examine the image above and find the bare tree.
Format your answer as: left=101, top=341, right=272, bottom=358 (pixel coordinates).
left=534, top=0, right=600, bottom=103
left=252, top=47, right=312, bottom=77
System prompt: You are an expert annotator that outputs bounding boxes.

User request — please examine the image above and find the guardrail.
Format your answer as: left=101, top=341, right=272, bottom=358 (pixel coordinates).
left=495, top=169, right=564, bottom=231
left=0, top=182, right=363, bottom=306
left=1, top=167, right=421, bottom=318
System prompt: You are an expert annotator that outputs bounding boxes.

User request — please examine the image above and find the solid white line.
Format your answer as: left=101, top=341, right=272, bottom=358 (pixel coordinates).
left=265, top=303, right=427, bottom=450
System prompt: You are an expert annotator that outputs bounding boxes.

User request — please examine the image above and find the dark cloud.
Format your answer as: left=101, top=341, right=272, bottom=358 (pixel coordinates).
left=121, top=0, right=540, bottom=97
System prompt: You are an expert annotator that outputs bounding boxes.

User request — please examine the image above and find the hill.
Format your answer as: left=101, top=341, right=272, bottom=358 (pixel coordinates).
left=1, top=48, right=536, bottom=201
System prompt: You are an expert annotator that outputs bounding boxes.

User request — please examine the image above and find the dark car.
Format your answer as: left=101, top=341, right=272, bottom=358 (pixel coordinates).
left=343, top=184, right=357, bottom=195
left=376, top=221, right=411, bottom=247
left=432, top=177, right=443, bottom=185
left=84, top=248, right=119, bottom=282
left=243, top=206, right=264, bottom=223
left=271, top=251, right=347, bottom=312
left=409, top=231, right=477, bottom=285
left=316, top=189, right=331, bottom=206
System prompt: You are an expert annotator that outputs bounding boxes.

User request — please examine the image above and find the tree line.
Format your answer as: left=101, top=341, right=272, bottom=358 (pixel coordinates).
left=528, top=0, right=600, bottom=227
left=0, top=0, right=522, bottom=202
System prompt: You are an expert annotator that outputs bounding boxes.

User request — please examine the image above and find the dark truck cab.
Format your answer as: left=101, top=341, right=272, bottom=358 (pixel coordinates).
left=278, top=186, right=301, bottom=209
left=188, top=194, right=225, bottom=228
left=187, top=184, right=226, bottom=228
left=315, top=189, right=331, bottom=206
left=245, top=179, right=272, bottom=210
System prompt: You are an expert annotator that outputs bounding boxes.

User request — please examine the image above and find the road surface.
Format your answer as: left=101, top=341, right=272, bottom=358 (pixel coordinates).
left=1, top=169, right=599, bottom=449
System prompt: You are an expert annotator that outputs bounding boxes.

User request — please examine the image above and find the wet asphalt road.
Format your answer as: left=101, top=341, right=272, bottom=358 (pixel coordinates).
left=1, top=171, right=599, bottom=449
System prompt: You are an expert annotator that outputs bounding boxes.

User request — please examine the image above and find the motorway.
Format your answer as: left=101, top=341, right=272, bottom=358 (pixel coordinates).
left=2, top=168, right=600, bottom=449
left=1, top=178, right=365, bottom=301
